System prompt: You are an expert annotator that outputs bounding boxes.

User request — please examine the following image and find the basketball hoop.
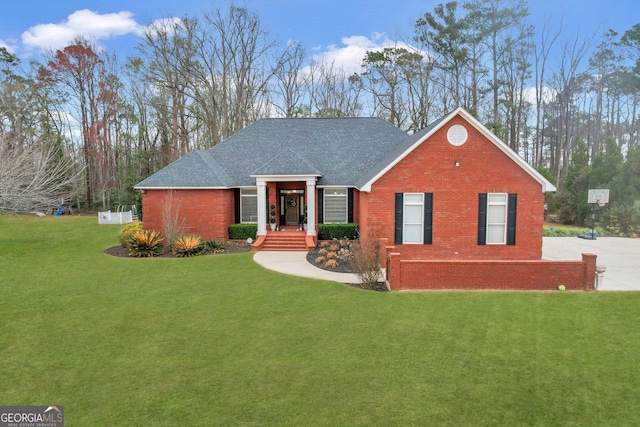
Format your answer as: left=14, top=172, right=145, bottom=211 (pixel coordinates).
left=588, top=189, right=609, bottom=206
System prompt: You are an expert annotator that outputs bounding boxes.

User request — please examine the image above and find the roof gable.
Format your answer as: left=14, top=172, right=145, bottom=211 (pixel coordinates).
left=251, top=148, right=322, bottom=177
left=360, top=108, right=556, bottom=193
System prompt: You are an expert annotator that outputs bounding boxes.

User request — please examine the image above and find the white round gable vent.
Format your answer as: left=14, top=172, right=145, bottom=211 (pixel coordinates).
left=447, top=124, right=468, bottom=146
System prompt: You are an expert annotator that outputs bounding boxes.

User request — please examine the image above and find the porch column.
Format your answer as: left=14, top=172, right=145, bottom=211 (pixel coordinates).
left=306, top=178, right=316, bottom=236
left=256, top=180, right=267, bottom=236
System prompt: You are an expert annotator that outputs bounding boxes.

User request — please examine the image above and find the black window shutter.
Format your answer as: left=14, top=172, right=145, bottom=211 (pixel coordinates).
left=234, top=189, right=240, bottom=224
left=317, top=188, right=324, bottom=224
left=478, top=193, right=487, bottom=245
left=394, top=193, right=403, bottom=244
left=266, top=188, right=270, bottom=223
left=507, top=193, right=517, bottom=245
left=423, top=192, right=433, bottom=244
left=348, top=188, right=354, bottom=223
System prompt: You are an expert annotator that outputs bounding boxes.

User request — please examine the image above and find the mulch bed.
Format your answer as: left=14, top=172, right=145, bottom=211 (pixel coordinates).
left=305, top=249, right=355, bottom=274
left=104, top=240, right=252, bottom=258
left=306, top=247, right=388, bottom=292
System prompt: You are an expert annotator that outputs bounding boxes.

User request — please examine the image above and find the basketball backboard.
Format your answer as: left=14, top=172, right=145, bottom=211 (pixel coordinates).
left=588, top=189, right=609, bottom=205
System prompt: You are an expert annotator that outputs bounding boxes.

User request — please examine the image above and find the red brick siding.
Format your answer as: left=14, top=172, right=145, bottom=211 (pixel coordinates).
left=387, top=251, right=597, bottom=291
left=142, top=189, right=234, bottom=240
left=365, top=115, right=545, bottom=260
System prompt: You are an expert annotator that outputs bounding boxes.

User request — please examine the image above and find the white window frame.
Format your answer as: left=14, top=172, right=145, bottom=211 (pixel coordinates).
left=323, top=187, right=348, bottom=224
left=403, top=193, right=424, bottom=244
left=240, top=187, right=258, bottom=224
left=486, top=193, right=508, bottom=245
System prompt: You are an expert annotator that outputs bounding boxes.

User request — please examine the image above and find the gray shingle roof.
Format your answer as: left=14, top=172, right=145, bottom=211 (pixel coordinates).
left=135, top=150, right=233, bottom=188
left=136, top=117, right=409, bottom=189
left=251, top=148, right=323, bottom=177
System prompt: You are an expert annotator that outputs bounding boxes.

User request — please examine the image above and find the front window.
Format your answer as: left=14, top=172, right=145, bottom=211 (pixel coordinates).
left=487, top=193, right=507, bottom=244
left=240, top=188, right=257, bottom=223
left=403, top=193, right=424, bottom=244
left=324, top=188, right=348, bottom=223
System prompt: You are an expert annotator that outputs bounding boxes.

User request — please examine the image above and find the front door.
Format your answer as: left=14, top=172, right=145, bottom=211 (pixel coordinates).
left=285, top=195, right=299, bottom=225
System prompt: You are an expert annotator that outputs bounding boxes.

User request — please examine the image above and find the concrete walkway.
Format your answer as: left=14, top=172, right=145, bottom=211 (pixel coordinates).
left=253, top=251, right=361, bottom=283
left=254, top=237, right=640, bottom=291
left=542, top=237, right=640, bottom=291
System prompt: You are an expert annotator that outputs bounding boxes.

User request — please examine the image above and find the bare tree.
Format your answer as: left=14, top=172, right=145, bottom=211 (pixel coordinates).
left=132, top=6, right=286, bottom=148
left=0, top=135, right=83, bottom=214
left=531, top=14, right=563, bottom=168
left=306, top=61, right=362, bottom=117
left=271, top=41, right=307, bottom=117
left=547, top=29, right=596, bottom=180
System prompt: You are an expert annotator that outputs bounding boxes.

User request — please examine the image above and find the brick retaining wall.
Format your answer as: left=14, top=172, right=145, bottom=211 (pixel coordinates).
left=386, top=249, right=597, bottom=291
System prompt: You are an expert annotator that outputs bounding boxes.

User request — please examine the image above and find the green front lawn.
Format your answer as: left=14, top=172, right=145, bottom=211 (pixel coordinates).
left=1, top=216, right=639, bottom=426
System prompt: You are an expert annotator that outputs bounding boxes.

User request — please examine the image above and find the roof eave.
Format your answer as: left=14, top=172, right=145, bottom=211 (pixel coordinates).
left=250, top=174, right=322, bottom=182
left=133, top=186, right=230, bottom=190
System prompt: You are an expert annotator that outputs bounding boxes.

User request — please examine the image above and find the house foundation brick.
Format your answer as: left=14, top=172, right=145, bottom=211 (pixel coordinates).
left=142, top=189, right=234, bottom=240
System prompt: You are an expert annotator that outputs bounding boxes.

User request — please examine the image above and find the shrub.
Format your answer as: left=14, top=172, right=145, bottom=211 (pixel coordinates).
left=127, top=230, right=164, bottom=257
left=318, top=223, right=358, bottom=240
left=161, top=191, right=186, bottom=245
left=543, top=226, right=606, bottom=237
left=324, top=259, right=338, bottom=269
left=320, top=241, right=329, bottom=248
left=337, top=247, right=352, bottom=260
left=204, top=239, right=226, bottom=253
left=119, top=221, right=143, bottom=247
left=326, top=251, right=337, bottom=259
left=228, top=224, right=257, bottom=240
left=318, top=248, right=328, bottom=255
left=329, top=243, right=340, bottom=252
left=315, top=256, right=326, bottom=264
left=172, top=234, right=204, bottom=257
left=350, top=227, right=382, bottom=288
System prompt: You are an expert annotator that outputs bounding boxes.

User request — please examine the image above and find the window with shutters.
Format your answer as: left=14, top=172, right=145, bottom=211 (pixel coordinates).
left=324, top=188, right=348, bottom=223
left=403, top=193, right=424, bottom=244
left=240, top=188, right=258, bottom=223
left=486, top=193, right=508, bottom=244
left=394, top=193, right=432, bottom=245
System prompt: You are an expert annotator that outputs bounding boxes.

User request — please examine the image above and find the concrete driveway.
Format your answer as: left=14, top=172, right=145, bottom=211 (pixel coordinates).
left=542, top=237, right=640, bottom=291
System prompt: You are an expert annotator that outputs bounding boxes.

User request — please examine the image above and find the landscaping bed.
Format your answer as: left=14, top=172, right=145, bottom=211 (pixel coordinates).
left=104, top=240, right=251, bottom=257
left=306, top=239, right=388, bottom=292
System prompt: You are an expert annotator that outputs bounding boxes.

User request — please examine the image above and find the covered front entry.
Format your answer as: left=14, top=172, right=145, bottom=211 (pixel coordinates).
left=252, top=174, right=319, bottom=251
left=280, top=188, right=305, bottom=226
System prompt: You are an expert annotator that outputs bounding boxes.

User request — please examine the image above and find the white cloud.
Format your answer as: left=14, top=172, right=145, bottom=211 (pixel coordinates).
left=0, top=40, right=17, bottom=54
left=138, top=17, right=184, bottom=38
left=21, top=9, right=141, bottom=52
left=309, top=33, right=417, bottom=76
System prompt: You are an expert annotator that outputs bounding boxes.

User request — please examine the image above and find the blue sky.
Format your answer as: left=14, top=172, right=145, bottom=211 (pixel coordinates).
left=1, top=0, right=638, bottom=72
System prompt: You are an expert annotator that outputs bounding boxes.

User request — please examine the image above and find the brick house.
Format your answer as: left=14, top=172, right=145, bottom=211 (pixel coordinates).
left=135, top=108, right=556, bottom=262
